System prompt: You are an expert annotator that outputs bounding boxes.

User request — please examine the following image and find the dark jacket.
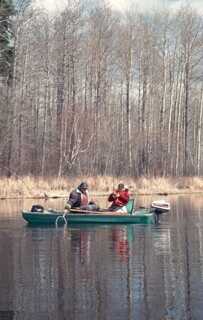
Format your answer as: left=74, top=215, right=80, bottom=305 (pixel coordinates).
left=67, top=188, right=99, bottom=211
left=67, top=189, right=83, bottom=208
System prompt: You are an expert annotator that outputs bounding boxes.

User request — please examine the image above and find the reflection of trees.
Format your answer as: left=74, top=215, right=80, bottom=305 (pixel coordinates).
left=0, top=199, right=24, bottom=217
left=0, top=231, right=14, bottom=315
left=7, top=223, right=180, bottom=319
left=3, top=196, right=203, bottom=319
left=11, top=227, right=70, bottom=319
left=164, top=197, right=203, bottom=320
left=197, top=208, right=203, bottom=278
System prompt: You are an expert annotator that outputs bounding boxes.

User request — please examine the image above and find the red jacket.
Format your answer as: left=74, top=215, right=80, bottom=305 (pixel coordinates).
left=108, top=189, right=129, bottom=207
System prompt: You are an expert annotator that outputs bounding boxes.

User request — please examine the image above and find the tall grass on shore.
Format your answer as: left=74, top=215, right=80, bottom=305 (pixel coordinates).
left=0, top=176, right=203, bottom=199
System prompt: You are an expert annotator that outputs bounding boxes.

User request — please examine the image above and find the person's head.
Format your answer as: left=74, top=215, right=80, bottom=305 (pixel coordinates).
left=78, top=181, right=88, bottom=193
left=117, top=183, right=124, bottom=191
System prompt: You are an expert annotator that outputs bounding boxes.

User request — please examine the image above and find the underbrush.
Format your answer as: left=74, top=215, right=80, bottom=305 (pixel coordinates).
left=0, top=176, right=203, bottom=198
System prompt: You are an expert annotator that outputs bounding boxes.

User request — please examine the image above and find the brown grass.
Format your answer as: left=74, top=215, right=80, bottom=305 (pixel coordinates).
left=0, top=176, right=203, bottom=199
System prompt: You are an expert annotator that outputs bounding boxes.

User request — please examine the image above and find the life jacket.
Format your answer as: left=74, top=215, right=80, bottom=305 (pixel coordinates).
left=114, top=190, right=129, bottom=207
left=81, top=193, right=89, bottom=206
left=80, top=190, right=89, bottom=206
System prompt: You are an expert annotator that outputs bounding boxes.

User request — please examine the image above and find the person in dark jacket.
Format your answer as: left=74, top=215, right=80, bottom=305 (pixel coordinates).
left=65, top=182, right=99, bottom=211
left=108, top=183, right=129, bottom=212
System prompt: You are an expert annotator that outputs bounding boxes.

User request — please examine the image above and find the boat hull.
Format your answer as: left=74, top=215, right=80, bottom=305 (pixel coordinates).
left=22, top=210, right=155, bottom=225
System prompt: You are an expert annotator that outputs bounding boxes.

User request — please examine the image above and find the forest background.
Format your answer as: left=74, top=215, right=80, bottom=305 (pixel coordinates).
left=0, top=0, right=203, bottom=197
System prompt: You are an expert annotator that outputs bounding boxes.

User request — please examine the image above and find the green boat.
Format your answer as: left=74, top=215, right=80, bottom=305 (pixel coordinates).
left=22, top=199, right=155, bottom=225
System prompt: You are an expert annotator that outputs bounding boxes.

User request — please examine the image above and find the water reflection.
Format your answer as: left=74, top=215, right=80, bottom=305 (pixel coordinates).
left=1, top=196, right=203, bottom=319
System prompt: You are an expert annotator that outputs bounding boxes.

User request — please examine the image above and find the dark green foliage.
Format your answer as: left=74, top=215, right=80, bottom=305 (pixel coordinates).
left=0, top=0, right=14, bottom=81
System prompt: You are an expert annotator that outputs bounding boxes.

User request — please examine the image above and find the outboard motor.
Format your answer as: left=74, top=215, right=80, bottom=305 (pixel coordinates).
left=151, top=200, right=170, bottom=224
left=151, top=200, right=170, bottom=214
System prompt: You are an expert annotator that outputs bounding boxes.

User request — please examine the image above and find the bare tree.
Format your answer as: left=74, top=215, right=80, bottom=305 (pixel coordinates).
left=1, top=2, right=203, bottom=178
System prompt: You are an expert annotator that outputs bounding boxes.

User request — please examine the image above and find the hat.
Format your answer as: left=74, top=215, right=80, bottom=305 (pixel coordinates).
left=118, top=183, right=124, bottom=190
left=78, top=182, right=88, bottom=190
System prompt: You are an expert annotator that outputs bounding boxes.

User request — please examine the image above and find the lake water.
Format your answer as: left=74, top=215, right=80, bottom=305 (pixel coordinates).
left=0, top=195, right=203, bottom=320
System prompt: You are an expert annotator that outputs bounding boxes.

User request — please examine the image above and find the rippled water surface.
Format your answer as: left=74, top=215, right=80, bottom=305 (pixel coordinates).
left=1, top=195, right=203, bottom=320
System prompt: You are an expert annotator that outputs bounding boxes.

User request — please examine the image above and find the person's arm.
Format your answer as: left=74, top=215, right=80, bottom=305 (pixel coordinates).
left=67, top=191, right=79, bottom=208
left=108, top=192, right=117, bottom=202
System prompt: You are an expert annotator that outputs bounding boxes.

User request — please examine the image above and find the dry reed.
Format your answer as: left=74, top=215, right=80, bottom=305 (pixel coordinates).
left=0, top=176, right=203, bottom=199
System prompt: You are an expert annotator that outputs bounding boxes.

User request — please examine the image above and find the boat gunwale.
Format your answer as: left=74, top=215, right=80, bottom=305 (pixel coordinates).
left=22, top=211, right=155, bottom=225
left=22, top=209, right=154, bottom=218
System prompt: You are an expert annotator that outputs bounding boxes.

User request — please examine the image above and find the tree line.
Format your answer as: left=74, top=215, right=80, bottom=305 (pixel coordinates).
left=0, top=0, right=203, bottom=177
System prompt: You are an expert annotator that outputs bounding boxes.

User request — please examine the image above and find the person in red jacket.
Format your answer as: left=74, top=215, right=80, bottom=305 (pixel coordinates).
left=108, top=183, right=130, bottom=212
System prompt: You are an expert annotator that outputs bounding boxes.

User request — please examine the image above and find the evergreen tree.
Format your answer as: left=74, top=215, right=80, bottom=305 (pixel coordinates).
left=0, top=0, right=14, bottom=83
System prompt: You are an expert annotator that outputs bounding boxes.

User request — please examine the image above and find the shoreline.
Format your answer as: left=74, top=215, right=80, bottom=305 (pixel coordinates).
left=0, top=176, right=203, bottom=200
left=1, top=190, right=203, bottom=200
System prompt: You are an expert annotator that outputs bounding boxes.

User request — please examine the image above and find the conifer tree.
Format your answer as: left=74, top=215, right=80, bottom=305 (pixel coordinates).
left=0, top=0, right=14, bottom=83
